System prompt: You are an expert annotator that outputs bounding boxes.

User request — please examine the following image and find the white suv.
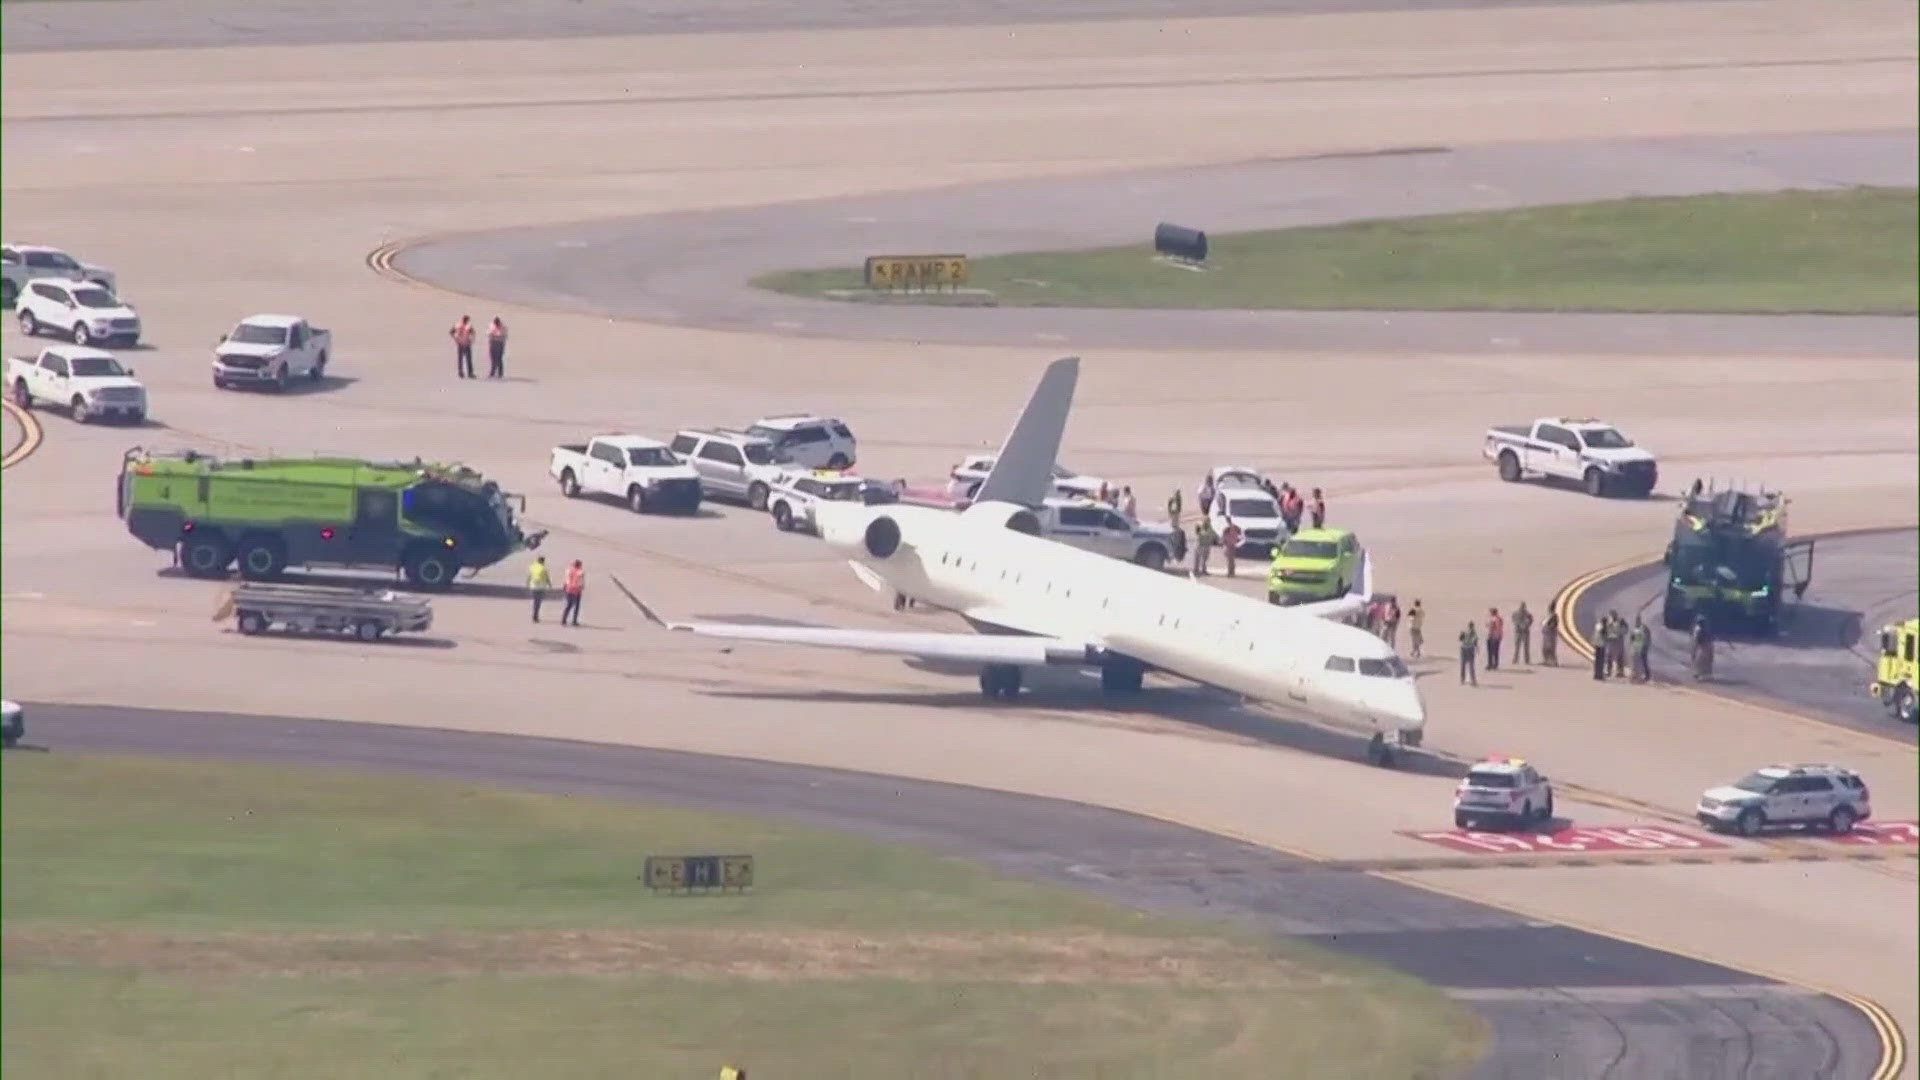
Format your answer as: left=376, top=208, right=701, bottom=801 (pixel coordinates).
left=768, top=471, right=871, bottom=533
left=744, top=414, right=857, bottom=470
left=1, top=243, right=116, bottom=306
left=946, top=453, right=1107, bottom=502
left=1696, top=764, right=1871, bottom=836
left=17, top=278, right=141, bottom=347
left=1452, top=757, right=1554, bottom=830
left=669, top=428, right=794, bottom=509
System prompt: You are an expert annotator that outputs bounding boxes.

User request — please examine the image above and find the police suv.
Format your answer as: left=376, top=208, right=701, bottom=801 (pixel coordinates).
left=1452, top=757, right=1555, bottom=830
left=1695, top=763, right=1870, bottom=836
left=768, top=470, right=885, bottom=533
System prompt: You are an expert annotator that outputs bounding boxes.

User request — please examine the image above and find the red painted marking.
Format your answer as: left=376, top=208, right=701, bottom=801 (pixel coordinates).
left=1816, top=819, right=1919, bottom=846
left=1401, top=825, right=1729, bottom=854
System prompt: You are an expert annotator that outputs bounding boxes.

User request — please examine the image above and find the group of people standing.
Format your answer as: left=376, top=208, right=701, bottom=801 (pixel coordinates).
left=526, top=555, right=588, bottom=626
left=449, top=314, right=510, bottom=379
left=1171, top=476, right=1328, bottom=580
left=1455, top=601, right=1561, bottom=686
left=1589, top=610, right=1654, bottom=683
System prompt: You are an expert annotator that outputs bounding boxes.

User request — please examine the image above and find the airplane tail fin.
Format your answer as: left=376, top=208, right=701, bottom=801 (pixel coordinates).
left=973, top=356, right=1079, bottom=508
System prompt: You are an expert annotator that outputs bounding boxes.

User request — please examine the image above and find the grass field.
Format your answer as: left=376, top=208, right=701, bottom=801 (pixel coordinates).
left=2, top=752, right=1484, bottom=1078
left=758, top=187, right=1920, bottom=314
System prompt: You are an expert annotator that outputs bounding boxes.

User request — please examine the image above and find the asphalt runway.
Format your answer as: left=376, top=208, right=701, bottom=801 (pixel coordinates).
left=1576, top=528, right=1920, bottom=741
left=394, top=129, right=1920, bottom=356
left=24, top=701, right=1888, bottom=1080
left=0, top=0, right=1664, bottom=53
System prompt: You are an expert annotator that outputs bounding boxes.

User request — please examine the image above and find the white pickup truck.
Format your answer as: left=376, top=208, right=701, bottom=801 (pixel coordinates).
left=7, top=345, right=148, bottom=423
left=1036, top=497, right=1185, bottom=570
left=212, top=314, right=331, bottom=391
left=551, top=434, right=704, bottom=513
left=1483, top=417, right=1658, bottom=498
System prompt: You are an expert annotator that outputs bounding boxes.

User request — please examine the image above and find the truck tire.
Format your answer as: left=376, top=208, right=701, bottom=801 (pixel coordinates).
left=828, top=453, right=850, bottom=470
left=747, top=481, right=769, bottom=511
left=181, top=534, right=232, bottom=578
left=212, top=374, right=230, bottom=391
left=1497, top=450, right=1521, bottom=482
left=272, top=366, right=289, bottom=393
left=1133, top=544, right=1167, bottom=571
left=13, top=379, right=31, bottom=409
left=70, top=395, right=91, bottom=423
left=1896, top=686, right=1917, bottom=724
left=558, top=469, right=580, bottom=498
left=0, top=280, right=16, bottom=307
left=71, top=323, right=92, bottom=346
left=236, top=610, right=268, bottom=635
left=772, top=501, right=794, bottom=531
left=18, top=309, right=38, bottom=336
left=235, top=536, right=287, bottom=580
left=1583, top=467, right=1607, bottom=497
left=1827, top=805, right=1857, bottom=834
left=403, top=548, right=458, bottom=590
left=311, top=352, right=327, bottom=381
left=627, top=485, right=648, bottom=514
left=1661, top=593, right=1687, bottom=631
left=1540, top=792, right=1554, bottom=821
left=354, top=620, right=382, bottom=643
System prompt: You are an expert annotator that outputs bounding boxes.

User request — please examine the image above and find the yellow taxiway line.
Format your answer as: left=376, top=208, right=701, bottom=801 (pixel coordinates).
left=2, top=398, right=44, bottom=469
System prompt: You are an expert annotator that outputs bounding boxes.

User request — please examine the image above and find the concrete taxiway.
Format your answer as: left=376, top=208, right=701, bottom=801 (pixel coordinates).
left=1571, top=528, right=1920, bottom=738
left=28, top=702, right=1894, bottom=1080
left=394, top=130, right=1920, bottom=357
left=2, top=0, right=1915, bottom=1075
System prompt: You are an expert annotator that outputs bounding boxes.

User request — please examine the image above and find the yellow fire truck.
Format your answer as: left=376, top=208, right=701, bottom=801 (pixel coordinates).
left=1869, top=618, right=1918, bottom=724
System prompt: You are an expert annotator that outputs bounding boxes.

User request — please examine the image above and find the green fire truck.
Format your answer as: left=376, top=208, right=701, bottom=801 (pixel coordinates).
left=1660, top=482, right=1812, bottom=635
left=118, top=447, right=545, bottom=589
left=1870, top=617, right=1918, bottom=724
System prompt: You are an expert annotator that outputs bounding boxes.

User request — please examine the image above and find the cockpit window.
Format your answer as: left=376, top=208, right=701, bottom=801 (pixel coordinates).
left=1356, top=657, right=1410, bottom=678
left=1325, top=656, right=1356, bottom=672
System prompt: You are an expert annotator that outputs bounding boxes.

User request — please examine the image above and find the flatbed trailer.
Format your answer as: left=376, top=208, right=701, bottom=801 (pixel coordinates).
left=215, top=582, right=433, bottom=641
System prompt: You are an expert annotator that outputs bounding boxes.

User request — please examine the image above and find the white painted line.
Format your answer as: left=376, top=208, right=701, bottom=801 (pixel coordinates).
left=1034, top=332, right=1067, bottom=342
left=2, top=592, right=46, bottom=601
left=555, top=240, right=588, bottom=249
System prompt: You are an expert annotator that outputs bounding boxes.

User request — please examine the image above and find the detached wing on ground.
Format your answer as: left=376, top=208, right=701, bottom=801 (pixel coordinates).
left=611, top=575, right=1093, bottom=666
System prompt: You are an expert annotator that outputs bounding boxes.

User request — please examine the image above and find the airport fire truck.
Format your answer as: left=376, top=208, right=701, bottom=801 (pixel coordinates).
left=1870, top=617, right=1918, bottom=724
left=117, top=446, right=545, bottom=589
left=1660, top=481, right=1812, bottom=636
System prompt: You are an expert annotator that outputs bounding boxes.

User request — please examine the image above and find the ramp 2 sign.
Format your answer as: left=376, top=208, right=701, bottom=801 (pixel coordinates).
left=1403, top=825, right=1727, bottom=854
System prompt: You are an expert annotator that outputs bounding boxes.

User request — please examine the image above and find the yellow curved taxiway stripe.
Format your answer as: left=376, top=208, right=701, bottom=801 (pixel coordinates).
left=2, top=398, right=44, bottom=469
left=1552, top=534, right=1920, bottom=753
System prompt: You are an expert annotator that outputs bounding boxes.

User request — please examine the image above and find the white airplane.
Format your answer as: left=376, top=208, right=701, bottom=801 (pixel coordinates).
left=614, top=357, right=1427, bottom=765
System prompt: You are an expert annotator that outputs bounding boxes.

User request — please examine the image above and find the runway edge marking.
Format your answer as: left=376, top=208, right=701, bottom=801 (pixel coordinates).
left=1551, top=529, right=1920, bottom=753
left=2, top=398, right=44, bottom=470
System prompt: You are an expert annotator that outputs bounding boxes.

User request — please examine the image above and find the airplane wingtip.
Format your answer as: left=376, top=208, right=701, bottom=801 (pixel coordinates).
left=609, top=574, right=670, bottom=628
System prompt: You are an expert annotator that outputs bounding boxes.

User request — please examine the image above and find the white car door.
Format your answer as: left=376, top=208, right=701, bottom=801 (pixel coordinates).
left=698, top=442, right=746, bottom=497
left=1048, top=506, right=1105, bottom=553
left=1794, top=776, right=1835, bottom=823
left=1097, top=510, right=1136, bottom=559
left=36, top=352, right=69, bottom=401
left=588, top=442, right=624, bottom=495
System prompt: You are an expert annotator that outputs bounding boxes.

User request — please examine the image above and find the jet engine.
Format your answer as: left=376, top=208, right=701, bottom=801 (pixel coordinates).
left=863, top=514, right=903, bottom=558
left=960, top=500, right=1043, bottom=537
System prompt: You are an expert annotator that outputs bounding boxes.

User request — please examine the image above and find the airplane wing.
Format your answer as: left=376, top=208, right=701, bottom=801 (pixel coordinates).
left=610, top=575, right=1092, bottom=667
left=1290, top=549, right=1375, bottom=622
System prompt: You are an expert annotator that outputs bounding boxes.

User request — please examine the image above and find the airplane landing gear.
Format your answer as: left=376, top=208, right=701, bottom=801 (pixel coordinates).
left=979, top=664, right=1023, bottom=700
left=1099, top=656, right=1145, bottom=694
left=1366, top=733, right=1396, bottom=768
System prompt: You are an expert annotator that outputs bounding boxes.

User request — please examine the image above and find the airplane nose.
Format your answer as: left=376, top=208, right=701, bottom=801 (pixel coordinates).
left=1365, top=680, right=1426, bottom=733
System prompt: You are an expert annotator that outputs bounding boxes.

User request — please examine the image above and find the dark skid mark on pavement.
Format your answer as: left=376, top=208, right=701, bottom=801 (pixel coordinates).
left=19, top=702, right=1885, bottom=1080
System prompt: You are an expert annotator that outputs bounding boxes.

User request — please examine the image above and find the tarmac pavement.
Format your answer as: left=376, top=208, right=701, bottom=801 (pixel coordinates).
left=1, top=0, right=1915, bottom=1074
